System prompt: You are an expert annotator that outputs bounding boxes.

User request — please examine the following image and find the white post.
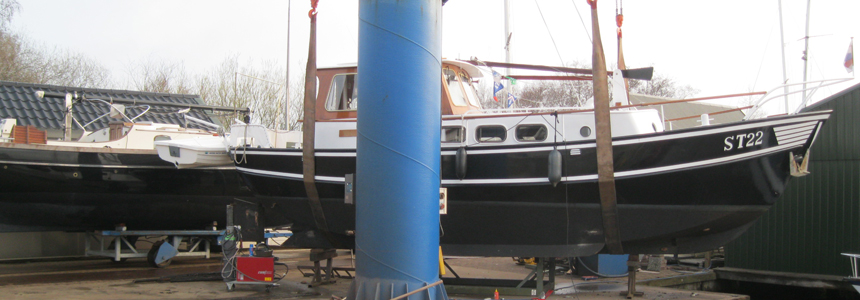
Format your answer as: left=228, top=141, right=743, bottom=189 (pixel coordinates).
left=778, top=0, right=790, bottom=114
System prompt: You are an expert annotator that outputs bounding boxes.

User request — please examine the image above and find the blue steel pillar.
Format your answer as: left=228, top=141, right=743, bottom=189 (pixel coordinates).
left=348, top=1, right=446, bottom=300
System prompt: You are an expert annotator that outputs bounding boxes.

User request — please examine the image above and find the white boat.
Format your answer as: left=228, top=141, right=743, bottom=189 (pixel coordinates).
left=155, top=121, right=303, bottom=169
left=155, top=136, right=231, bottom=169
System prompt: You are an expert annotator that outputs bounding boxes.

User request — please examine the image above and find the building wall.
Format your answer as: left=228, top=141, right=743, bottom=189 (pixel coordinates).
left=0, top=232, right=85, bottom=259
left=724, top=84, right=860, bottom=276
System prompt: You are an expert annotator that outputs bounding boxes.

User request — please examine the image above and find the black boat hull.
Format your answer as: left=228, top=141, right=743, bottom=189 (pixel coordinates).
left=233, top=111, right=830, bottom=256
left=0, top=144, right=289, bottom=232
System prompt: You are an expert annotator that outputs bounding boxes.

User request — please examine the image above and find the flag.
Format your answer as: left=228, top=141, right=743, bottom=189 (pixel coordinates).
left=492, top=71, right=504, bottom=101
left=845, top=39, right=854, bottom=73
left=506, top=92, right=517, bottom=108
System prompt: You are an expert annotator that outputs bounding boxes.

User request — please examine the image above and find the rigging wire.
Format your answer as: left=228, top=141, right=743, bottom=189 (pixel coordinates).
left=752, top=24, right=777, bottom=93
left=570, top=0, right=592, bottom=44
left=534, top=0, right=566, bottom=66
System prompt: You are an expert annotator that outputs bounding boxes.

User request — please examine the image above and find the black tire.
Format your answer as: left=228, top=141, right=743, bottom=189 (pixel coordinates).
left=147, top=240, right=172, bottom=268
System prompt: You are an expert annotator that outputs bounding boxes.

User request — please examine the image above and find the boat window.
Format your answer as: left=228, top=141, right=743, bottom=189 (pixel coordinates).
left=444, top=68, right=468, bottom=107
left=580, top=126, right=592, bottom=137
left=442, top=126, right=465, bottom=143
left=476, top=125, right=506, bottom=143
left=515, top=124, right=547, bottom=142
left=325, top=74, right=358, bottom=111
left=459, top=72, right=481, bottom=107
left=154, top=135, right=171, bottom=142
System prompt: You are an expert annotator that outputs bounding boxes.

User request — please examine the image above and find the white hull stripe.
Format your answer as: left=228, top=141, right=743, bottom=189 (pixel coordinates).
left=234, top=118, right=825, bottom=159
left=612, top=115, right=826, bottom=146
left=773, top=122, right=817, bottom=134
left=774, top=125, right=816, bottom=137
left=241, top=140, right=805, bottom=185
left=0, top=159, right=235, bottom=170
left=236, top=166, right=346, bottom=182
left=775, top=122, right=817, bottom=145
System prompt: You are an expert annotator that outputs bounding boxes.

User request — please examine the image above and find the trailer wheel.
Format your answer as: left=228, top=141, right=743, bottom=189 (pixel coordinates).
left=147, top=240, right=172, bottom=268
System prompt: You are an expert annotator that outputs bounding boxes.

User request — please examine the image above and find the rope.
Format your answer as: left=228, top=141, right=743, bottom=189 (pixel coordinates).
left=358, top=18, right=442, bottom=66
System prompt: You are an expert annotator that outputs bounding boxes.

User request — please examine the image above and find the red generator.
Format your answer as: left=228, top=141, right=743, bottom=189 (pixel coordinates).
left=236, top=256, right=275, bottom=283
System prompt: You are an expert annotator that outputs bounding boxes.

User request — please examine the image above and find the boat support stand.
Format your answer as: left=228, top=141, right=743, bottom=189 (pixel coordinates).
left=621, top=254, right=644, bottom=298
left=84, top=226, right=224, bottom=268
left=442, top=257, right=555, bottom=298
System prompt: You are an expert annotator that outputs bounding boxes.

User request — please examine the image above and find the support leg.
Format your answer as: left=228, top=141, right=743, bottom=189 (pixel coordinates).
left=621, top=254, right=643, bottom=298
left=536, top=257, right=544, bottom=296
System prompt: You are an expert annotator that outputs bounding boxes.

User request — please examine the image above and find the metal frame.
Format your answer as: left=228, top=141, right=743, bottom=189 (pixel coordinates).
left=85, top=229, right=224, bottom=263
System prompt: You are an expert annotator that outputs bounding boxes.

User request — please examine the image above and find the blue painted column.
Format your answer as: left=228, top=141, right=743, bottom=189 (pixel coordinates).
left=348, top=1, right=445, bottom=300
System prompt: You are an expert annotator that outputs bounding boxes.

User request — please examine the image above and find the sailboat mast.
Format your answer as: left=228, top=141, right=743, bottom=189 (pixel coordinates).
left=284, top=1, right=291, bottom=130
left=801, top=0, right=811, bottom=103
left=777, top=0, right=790, bottom=114
left=504, top=0, right=512, bottom=109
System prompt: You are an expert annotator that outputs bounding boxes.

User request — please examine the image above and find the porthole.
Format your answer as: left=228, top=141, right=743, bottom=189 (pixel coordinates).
left=442, top=126, right=465, bottom=143
left=515, top=124, right=547, bottom=142
left=476, top=125, right=506, bottom=143
left=580, top=126, right=592, bottom=138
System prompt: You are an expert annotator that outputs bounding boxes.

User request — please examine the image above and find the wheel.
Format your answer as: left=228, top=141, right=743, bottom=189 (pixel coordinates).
left=147, top=240, right=172, bottom=268
left=265, top=286, right=271, bottom=293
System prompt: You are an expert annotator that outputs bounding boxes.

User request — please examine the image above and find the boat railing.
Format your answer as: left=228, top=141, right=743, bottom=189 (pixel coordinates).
left=744, top=77, right=854, bottom=120
left=843, top=253, right=860, bottom=278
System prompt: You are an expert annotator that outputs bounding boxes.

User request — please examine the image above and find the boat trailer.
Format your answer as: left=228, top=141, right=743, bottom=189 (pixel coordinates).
left=85, top=227, right=224, bottom=267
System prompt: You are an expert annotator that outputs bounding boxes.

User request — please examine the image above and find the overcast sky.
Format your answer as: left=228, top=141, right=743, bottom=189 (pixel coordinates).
left=11, top=0, right=859, bottom=110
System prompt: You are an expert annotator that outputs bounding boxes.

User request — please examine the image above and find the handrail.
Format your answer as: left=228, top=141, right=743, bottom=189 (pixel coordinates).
left=744, top=77, right=853, bottom=120
left=443, top=92, right=766, bottom=121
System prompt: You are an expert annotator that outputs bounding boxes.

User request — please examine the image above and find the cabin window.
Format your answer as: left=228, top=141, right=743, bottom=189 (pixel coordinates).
left=459, top=72, right=481, bottom=107
left=442, top=126, right=465, bottom=143
left=325, top=74, right=358, bottom=111
left=515, top=124, right=547, bottom=142
left=444, top=68, right=468, bottom=107
left=476, top=125, right=506, bottom=143
left=580, top=126, right=592, bottom=137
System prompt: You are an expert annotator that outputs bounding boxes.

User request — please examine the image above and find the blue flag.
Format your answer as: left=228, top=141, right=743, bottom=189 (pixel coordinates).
left=506, top=92, right=517, bottom=108
left=492, top=71, right=504, bottom=101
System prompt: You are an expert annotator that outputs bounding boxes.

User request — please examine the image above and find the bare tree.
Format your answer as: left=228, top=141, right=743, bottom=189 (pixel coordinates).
left=126, top=58, right=194, bottom=94
left=480, top=61, right=697, bottom=110
left=195, top=55, right=303, bottom=130
left=0, top=0, right=19, bottom=31
left=0, top=0, right=110, bottom=88
left=628, top=72, right=699, bottom=99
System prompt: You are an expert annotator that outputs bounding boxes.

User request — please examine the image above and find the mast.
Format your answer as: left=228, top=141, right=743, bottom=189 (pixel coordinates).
left=777, top=0, right=790, bottom=114
left=801, top=0, right=811, bottom=103
left=284, top=1, right=291, bottom=130
left=504, top=0, right=512, bottom=109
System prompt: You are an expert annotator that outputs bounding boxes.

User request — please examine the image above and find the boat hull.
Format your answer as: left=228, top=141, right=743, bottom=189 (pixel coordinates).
left=0, top=143, right=288, bottom=232
left=233, top=111, right=829, bottom=256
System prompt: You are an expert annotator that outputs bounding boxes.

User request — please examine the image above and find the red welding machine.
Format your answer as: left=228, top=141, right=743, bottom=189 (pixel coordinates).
left=236, top=256, right=275, bottom=282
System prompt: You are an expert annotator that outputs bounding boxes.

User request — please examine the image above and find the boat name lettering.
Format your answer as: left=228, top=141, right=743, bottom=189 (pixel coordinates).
left=724, top=131, right=764, bottom=151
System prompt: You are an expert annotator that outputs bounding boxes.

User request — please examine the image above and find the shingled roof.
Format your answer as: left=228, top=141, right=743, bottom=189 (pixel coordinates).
left=0, top=81, right=223, bottom=133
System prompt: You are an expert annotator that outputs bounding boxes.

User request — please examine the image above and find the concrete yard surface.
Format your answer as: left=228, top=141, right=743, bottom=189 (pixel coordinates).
left=0, top=251, right=748, bottom=300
